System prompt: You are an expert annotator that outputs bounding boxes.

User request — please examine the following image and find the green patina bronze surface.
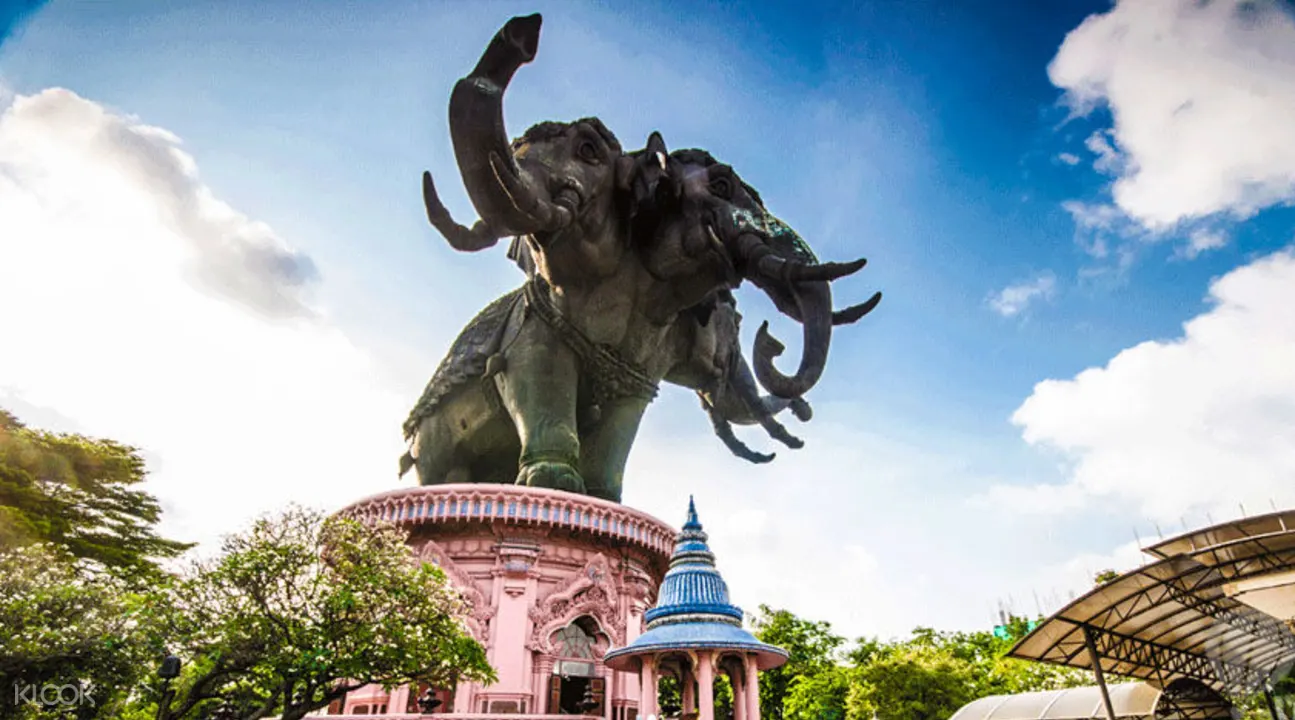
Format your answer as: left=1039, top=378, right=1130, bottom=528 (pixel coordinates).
left=403, top=13, right=881, bottom=502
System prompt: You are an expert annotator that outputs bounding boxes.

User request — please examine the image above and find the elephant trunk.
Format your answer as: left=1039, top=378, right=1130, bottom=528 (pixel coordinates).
left=752, top=280, right=835, bottom=399
left=728, top=227, right=881, bottom=398
left=448, top=14, right=569, bottom=236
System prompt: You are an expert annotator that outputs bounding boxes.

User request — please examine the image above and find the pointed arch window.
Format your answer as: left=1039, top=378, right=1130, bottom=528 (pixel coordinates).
left=553, top=619, right=597, bottom=659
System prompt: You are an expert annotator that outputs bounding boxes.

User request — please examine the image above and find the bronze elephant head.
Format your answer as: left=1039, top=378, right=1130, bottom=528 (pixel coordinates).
left=421, top=13, right=648, bottom=288
left=639, top=144, right=882, bottom=400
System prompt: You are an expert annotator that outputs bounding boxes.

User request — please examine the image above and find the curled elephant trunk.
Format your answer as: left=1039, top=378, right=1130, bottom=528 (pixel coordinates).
left=752, top=280, right=835, bottom=399
left=448, top=14, right=569, bottom=236
left=730, top=227, right=881, bottom=398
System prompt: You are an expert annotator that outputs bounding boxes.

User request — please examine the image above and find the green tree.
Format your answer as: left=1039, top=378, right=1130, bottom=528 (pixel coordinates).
left=764, top=610, right=1091, bottom=720
left=0, top=544, right=163, bottom=719
left=152, top=506, right=495, bottom=720
left=655, top=671, right=732, bottom=717
left=714, top=673, right=734, bottom=718
left=784, top=664, right=853, bottom=720
left=896, top=621, right=1090, bottom=698
left=658, top=674, right=681, bottom=715
left=846, top=643, right=978, bottom=720
left=0, top=409, right=190, bottom=578
left=751, top=605, right=846, bottom=720
left=1093, top=569, right=1121, bottom=586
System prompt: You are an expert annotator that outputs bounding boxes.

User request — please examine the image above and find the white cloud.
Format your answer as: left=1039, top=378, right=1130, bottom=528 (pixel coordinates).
left=1061, top=200, right=1122, bottom=233
left=994, top=248, right=1295, bottom=523
left=1084, top=130, right=1122, bottom=175
left=1057, top=152, right=1081, bottom=166
left=1023, top=541, right=1147, bottom=616
left=0, top=88, right=407, bottom=547
left=988, top=273, right=1057, bottom=317
left=1, top=89, right=317, bottom=318
left=1178, top=227, right=1229, bottom=259
left=975, top=482, right=1086, bottom=516
left=1050, top=0, right=1295, bottom=229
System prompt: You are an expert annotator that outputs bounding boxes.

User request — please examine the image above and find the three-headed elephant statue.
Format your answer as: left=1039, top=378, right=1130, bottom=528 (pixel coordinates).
left=401, top=13, right=881, bottom=502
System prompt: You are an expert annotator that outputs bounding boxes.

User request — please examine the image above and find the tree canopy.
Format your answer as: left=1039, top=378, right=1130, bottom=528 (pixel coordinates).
left=0, top=408, right=493, bottom=720
left=752, top=607, right=1093, bottom=720
left=152, top=506, right=494, bottom=720
left=0, top=543, right=163, bottom=719
left=0, top=408, right=190, bottom=577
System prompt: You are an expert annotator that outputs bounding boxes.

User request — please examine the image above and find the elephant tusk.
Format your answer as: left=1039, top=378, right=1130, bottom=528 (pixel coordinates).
left=656, top=151, right=667, bottom=171
left=487, top=151, right=571, bottom=233
left=833, top=291, right=883, bottom=325
left=706, top=224, right=726, bottom=252
left=422, top=171, right=502, bottom=252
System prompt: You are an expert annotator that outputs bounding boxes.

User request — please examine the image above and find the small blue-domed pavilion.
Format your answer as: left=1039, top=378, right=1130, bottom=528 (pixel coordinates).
left=605, top=498, right=787, bottom=720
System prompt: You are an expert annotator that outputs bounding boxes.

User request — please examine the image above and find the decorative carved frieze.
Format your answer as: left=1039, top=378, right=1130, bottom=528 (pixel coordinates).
left=526, top=553, right=627, bottom=652
left=416, top=539, right=496, bottom=643
left=498, top=537, right=543, bottom=577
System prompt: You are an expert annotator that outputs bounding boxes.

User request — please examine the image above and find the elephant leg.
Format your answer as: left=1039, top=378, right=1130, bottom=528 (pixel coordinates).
left=493, top=319, right=586, bottom=493
left=412, top=417, right=472, bottom=485
left=579, top=397, right=651, bottom=503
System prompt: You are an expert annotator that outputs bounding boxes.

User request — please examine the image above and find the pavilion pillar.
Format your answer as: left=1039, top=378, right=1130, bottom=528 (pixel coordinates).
left=697, top=651, right=715, bottom=720
left=1083, top=627, right=1118, bottom=720
left=729, top=665, right=746, bottom=720
left=639, top=655, right=658, bottom=719
left=683, top=664, right=696, bottom=715
left=744, top=654, right=761, bottom=720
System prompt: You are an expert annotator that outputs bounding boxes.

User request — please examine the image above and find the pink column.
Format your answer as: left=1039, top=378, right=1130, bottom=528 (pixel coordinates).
left=453, top=678, right=473, bottom=714
left=605, top=668, right=615, bottom=720
left=682, top=666, right=696, bottom=715
left=535, top=656, right=554, bottom=714
left=388, top=686, right=409, bottom=714
left=697, top=651, right=715, bottom=720
left=639, top=655, right=658, bottom=718
left=744, top=655, right=760, bottom=720
left=730, top=667, right=746, bottom=720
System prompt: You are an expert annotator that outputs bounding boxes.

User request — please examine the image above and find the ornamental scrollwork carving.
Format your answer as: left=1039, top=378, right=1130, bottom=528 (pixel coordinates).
left=526, top=553, right=625, bottom=652
left=417, top=540, right=496, bottom=643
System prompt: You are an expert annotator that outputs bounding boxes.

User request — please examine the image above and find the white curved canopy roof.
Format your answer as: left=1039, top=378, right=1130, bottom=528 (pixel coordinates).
left=1010, top=510, right=1295, bottom=695
left=949, top=684, right=1160, bottom=720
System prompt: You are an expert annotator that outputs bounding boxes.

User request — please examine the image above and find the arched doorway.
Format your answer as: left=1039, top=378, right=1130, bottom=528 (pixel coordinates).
left=548, top=617, right=608, bottom=715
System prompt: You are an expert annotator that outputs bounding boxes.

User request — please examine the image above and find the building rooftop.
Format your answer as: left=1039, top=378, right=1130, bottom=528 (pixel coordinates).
left=604, top=497, right=789, bottom=671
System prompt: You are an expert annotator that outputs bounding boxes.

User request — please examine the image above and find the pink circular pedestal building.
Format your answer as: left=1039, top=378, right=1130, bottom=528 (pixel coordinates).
left=333, top=484, right=677, bottom=718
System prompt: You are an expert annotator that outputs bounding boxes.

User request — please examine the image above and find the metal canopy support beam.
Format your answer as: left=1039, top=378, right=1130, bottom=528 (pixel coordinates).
left=1264, top=686, right=1281, bottom=720
left=1085, top=626, right=1119, bottom=720
left=1161, top=574, right=1295, bottom=657
left=1083, top=622, right=1269, bottom=693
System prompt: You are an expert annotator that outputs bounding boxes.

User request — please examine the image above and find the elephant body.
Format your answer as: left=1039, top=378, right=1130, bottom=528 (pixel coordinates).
left=405, top=13, right=880, bottom=503
left=400, top=270, right=675, bottom=501
left=400, top=281, right=808, bottom=500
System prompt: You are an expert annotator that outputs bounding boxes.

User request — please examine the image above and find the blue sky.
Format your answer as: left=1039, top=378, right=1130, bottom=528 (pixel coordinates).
left=3, top=0, right=1295, bottom=638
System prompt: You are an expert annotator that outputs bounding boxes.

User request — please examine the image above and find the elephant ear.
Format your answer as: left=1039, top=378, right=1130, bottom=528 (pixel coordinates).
left=619, top=131, right=672, bottom=219
left=761, top=211, right=818, bottom=265
left=506, top=236, right=537, bottom=277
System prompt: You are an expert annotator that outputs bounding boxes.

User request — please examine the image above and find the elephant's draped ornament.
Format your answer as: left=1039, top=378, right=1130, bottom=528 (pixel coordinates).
left=400, top=13, right=882, bottom=503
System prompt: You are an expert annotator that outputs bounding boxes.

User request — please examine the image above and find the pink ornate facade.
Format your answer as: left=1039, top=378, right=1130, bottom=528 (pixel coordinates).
left=325, top=484, right=676, bottom=719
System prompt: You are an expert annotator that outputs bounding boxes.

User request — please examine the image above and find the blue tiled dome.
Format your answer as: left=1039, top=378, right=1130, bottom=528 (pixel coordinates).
left=604, top=497, right=789, bottom=671
left=644, top=497, right=743, bottom=626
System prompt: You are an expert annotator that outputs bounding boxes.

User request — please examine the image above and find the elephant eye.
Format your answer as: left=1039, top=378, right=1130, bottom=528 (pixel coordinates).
left=709, top=177, right=733, bottom=199
left=576, top=140, right=601, bottom=164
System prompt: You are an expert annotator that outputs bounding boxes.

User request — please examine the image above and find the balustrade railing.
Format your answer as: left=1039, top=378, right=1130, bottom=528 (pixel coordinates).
left=341, top=485, right=675, bottom=555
